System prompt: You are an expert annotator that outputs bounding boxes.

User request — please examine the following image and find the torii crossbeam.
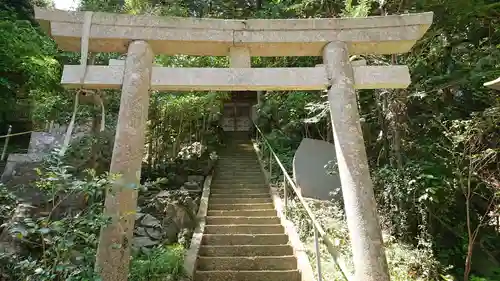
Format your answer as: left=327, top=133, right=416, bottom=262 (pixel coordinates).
left=35, top=7, right=433, bottom=281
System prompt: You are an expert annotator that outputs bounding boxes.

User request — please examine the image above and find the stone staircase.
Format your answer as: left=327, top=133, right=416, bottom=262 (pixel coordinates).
left=194, top=134, right=303, bottom=281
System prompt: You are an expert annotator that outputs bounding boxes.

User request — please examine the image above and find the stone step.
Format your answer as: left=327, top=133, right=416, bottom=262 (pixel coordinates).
left=214, top=173, right=263, bottom=177
left=209, top=193, right=270, bottom=198
left=216, top=165, right=260, bottom=168
left=212, top=176, right=265, bottom=180
left=206, top=216, right=280, bottom=225
left=204, top=224, right=284, bottom=234
left=195, top=270, right=300, bottom=281
left=209, top=197, right=271, bottom=204
left=209, top=203, right=274, bottom=210
left=215, top=164, right=262, bottom=166
left=213, top=178, right=265, bottom=183
left=212, top=179, right=266, bottom=184
left=219, top=153, right=255, bottom=156
left=214, top=171, right=263, bottom=175
left=215, top=164, right=260, bottom=168
left=214, top=172, right=262, bottom=176
left=214, top=172, right=264, bottom=177
left=218, top=158, right=256, bottom=161
left=218, top=153, right=255, bottom=156
left=216, top=163, right=260, bottom=167
left=215, top=167, right=261, bottom=171
left=207, top=209, right=277, bottom=217
left=215, top=162, right=261, bottom=166
left=198, top=245, right=294, bottom=257
left=210, top=187, right=269, bottom=194
left=213, top=176, right=265, bottom=181
left=214, top=171, right=263, bottom=174
left=216, top=162, right=260, bottom=165
left=217, top=158, right=258, bottom=161
left=197, top=256, right=297, bottom=270
left=209, top=191, right=269, bottom=196
left=211, top=183, right=267, bottom=187
left=201, top=234, right=289, bottom=245
left=212, top=172, right=263, bottom=176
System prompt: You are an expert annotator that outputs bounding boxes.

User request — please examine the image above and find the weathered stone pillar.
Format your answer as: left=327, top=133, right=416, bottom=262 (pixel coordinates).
left=323, top=41, right=390, bottom=281
left=95, top=40, right=154, bottom=281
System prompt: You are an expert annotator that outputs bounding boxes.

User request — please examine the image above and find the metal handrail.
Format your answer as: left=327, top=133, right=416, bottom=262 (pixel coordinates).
left=0, top=130, right=33, bottom=139
left=252, top=121, right=351, bottom=281
left=0, top=126, right=34, bottom=161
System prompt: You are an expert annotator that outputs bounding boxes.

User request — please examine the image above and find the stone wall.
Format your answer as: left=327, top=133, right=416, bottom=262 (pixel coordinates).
left=2, top=123, right=92, bottom=182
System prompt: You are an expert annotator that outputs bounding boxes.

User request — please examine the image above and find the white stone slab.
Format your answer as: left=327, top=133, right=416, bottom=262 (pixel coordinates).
left=292, top=138, right=341, bottom=201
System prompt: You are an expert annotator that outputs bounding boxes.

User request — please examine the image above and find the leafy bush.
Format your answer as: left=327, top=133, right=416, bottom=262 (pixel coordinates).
left=0, top=151, right=189, bottom=281
left=129, top=245, right=185, bottom=281
left=385, top=236, right=443, bottom=280
left=283, top=196, right=445, bottom=281
left=0, top=153, right=108, bottom=281
left=0, top=184, right=17, bottom=225
left=0, top=9, right=62, bottom=125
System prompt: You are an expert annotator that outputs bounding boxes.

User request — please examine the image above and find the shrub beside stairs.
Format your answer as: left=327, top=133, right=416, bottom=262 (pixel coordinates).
left=193, top=134, right=306, bottom=281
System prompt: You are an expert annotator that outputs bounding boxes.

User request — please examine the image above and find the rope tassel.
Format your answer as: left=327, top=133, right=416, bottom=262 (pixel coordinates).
left=58, top=11, right=93, bottom=156
left=95, top=94, right=106, bottom=132
left=59, top=93, right=79, bottom=156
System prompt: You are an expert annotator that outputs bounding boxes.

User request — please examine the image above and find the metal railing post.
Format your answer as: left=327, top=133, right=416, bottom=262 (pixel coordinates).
left=269, top=150, right=273, bottom=178
left=314, top=226, right=323, bottom=281
left=1, top=125, right=12, bottom=161
left=283, top=174, right=288, bottom=218
left=252, top=120, right=350, bottom=281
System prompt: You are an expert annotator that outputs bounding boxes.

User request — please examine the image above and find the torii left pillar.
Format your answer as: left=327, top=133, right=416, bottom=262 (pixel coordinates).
left=95, top=40, right=154, bottom=281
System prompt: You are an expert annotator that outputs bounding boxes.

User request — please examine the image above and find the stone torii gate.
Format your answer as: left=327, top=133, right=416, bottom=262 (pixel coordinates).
left=35, top=8, right=433, bottom=281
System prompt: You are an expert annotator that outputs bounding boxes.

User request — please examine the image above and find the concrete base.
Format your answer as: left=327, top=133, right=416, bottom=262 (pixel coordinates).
left=1, top=153, right=44, bottom=182
left=184, top=173, right=213, bottom=278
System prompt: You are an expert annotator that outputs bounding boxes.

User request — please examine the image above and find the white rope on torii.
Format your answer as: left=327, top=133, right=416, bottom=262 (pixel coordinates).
left=484, top=76, right=500, bottom=90
left=59, top=11, right=106, bottom=156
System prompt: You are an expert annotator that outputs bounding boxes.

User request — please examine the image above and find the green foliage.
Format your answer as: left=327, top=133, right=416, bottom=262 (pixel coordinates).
left=129, top=245, right=185, bottom=281
left=0, top=9, right=61, bottom=124
left=145, top=90, right=226, bottom=173
left=4, top=0, right=499, bottom=279
left=0, top=184, right=17, bottom=227
left=0, top=153, right=109, bottom=281
left=0, top=152, right=188, bottom=281
left=384, top=237, right=443, bottom=280
left=251, top=0, right=500, bottom=279
left=283, top=197, right=445, bottom=280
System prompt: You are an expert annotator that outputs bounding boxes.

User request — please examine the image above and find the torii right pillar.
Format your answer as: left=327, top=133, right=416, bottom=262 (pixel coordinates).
left=323, top=42, right=389, bottom=281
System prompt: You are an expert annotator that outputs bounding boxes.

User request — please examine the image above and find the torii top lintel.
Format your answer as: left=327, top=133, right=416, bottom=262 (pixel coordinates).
left=35, top=7, right=433, bottom=57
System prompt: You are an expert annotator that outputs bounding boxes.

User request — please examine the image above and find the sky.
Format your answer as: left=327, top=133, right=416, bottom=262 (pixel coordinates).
left=53, top=0, right=80, bottom=10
